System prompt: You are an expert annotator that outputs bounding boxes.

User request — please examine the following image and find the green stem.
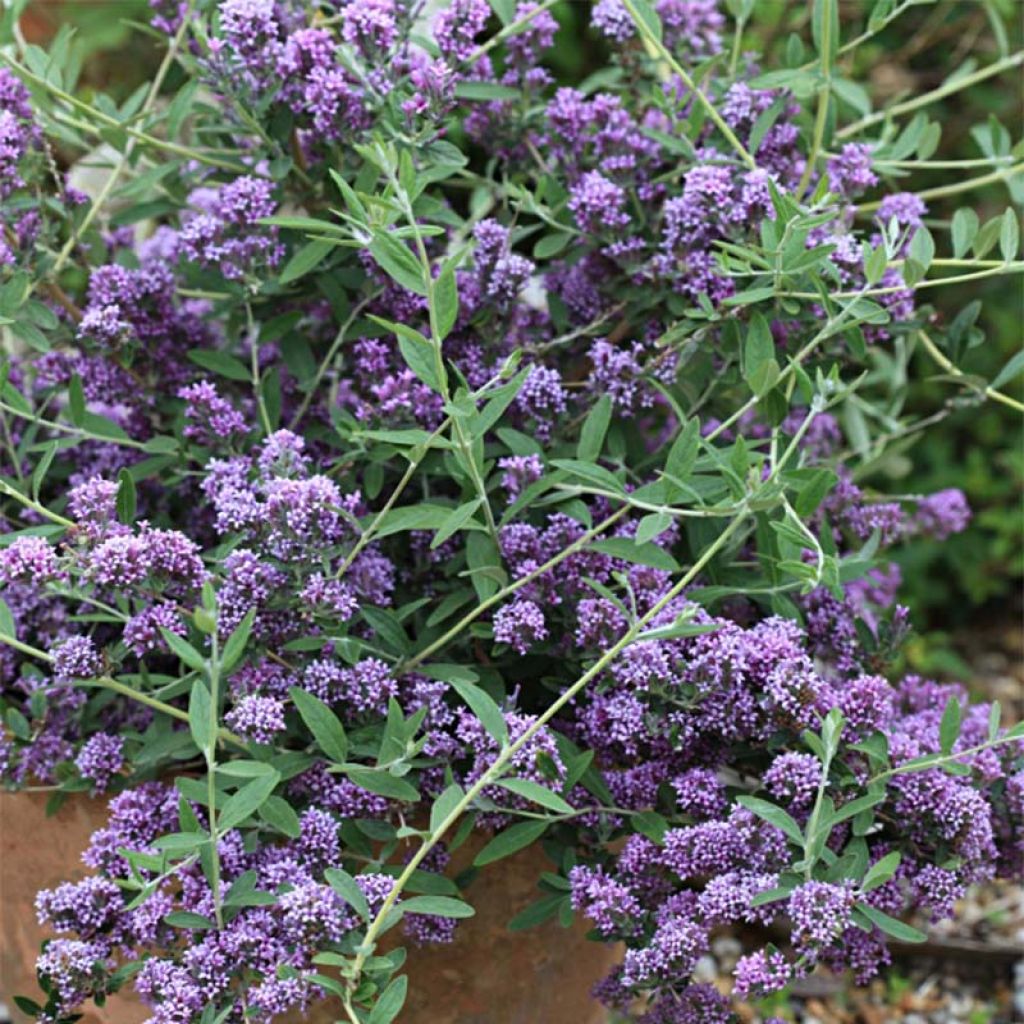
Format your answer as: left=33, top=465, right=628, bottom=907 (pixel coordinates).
left=289, top=294, right=376, bottom=431
left=206, top=632, right=224, bottom=929
left=776, top=262, right=1024, bottom=299
left=0, top=399, right=147, bottom=450
left=1, top=56, right=246, bottom=173
left=388, top=153, right=500, bottom=546
left=245, top=303, right=274, bottom=437
left=916, top=329, right=1024, bottom=414
left=0, top=630, right=243, bottom=744
left=48, top=3, right=193, bottom=279
left=400, top=506, right=629, bottom=674
left=864, top=156, right=1016, bottom=170
left=857, top=163, right=1024, bottom=211
left=798, top=6, right=833, bottom=199
left=705, top=288, right=870, bottom=445
left=619, top=0, right=757, bottom=170
left=0, top=478, right=73, bottom=527
left=348, top=512, right=748, bottom=997
left=868, top=732, right=1023, bottom=785
left=465, top=0, right=561, bottom=66
left=837, top=51, right=1024, bottom=139
left=334, top=416, right=453, bottom=580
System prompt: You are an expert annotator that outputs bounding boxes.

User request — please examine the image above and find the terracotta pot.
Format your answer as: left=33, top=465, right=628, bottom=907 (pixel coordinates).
left=1, top=792, right=616, bottom=1023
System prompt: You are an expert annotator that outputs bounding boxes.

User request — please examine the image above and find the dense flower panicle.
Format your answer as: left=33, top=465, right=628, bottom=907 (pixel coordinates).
left=179, top=177, right=283, bottom=280
left=568, top=172, right=631, bottom=234
left=827, top=143, right=878, bottom=199
left=2, top=3, right=1020, bottom=1022
left=179, top=381, right=247, bottom=444
left=916, top=487, right=971, bottom=539
left=0, top=536, right=62, bottom=584
left=74, top=733, right=124, bottom=790
left=51, top=636, right=103, bottom=682
left=788, top=881, right=855, bottom=951
left=433, top=0, right=490, bottom=61
left=493, top=598, right=547, bottom=654
left=224, top=694, right=286, bottom=743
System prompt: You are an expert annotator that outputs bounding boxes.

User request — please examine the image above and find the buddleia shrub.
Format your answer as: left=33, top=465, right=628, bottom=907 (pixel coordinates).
left=0, top=1, right=1021, bottom=1022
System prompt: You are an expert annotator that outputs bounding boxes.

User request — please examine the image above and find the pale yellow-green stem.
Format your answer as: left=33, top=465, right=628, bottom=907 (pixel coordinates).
left=916, top=329, right=1024, bottom=414
left=619, top=0, right=757, bottom=171
left=857, top=163, right=1024, bottom=212
left=837, top=51, right=1024, bottom=139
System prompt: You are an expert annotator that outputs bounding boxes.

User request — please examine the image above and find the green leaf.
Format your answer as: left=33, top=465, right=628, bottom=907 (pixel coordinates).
left=863, top=243, right=888, bottom=286
left=590, top=536, right=680, bottom=572
left=495, top=777, right=573, bottom=815
left=473, top=820, right=549, bottom=866
left=951, top=207, right=979, bottom=259
left=430, top=499, right=483, bottom=549
left=743, top=312, right=779, bottom=396
left=434, top=263, right=459, bottom=340
left=832, top=790, right=886, bottom=824
left=735, top=795, right=804, bottom=844
left=401, top=895, right=475, bottom=919
left=577, top=395, right=612, bottom=462
left=550, top=458, right=624, bottom=494
left=429, top=782, right=466, bottom=834
left=626, top=0, right=663, bottom=42
left=30, top=442, right=57, bottom=503
left=856, top=902, right=927, bottom=943
left=939, top=696, right=962, bottom=755
left=507, top=893, right=567, bottom=931
left=218, top=770, right=281, bottom=831
left=665, top=417, right=700, bottom=484
left=368, top=975, right=408, bottom=1024
left=375, top=503, right=463, bottom=537
left=186, top=349, right=251, bottom=382
left=258, top=794, right=301, bottom=838
left=861, top=850, right=900, bottom=892
left=367, top=318, right=447, bottom=396
left=289, top=686, right=349, bottom=763
left=220, top=608, right=255, bottom=674
left=446, top=676, right=509, bottom=747
left=325, top=867, right=370, bottom=920
left=116, top=468, right=136, bottom=524
left=280, top=239, right=335, bottom=284
left=533, top=232, right=571, bottom=259
left=165, top=911, right=215, bottom=929
left=990, top=350, right=1024, bottom=390
left=369, top=230, right=428, bottom=296
left=0, top=597, right=16, bottom=638
left=635, top=512, right=672, bottom=545
left=68, top=373, right=85, bottom=426
left=908, top=227, right=935, bottom=274
left=164, top=630, right=206, bottom=672
left=793, top=469, right=838, bottom=518
left=632, top=810, right=669, bottom=844
left=999, top=208, right=1019, bottom=261
left=453, top=80, right=523, bottom=101
left=344, top=767, right=420, bottom=802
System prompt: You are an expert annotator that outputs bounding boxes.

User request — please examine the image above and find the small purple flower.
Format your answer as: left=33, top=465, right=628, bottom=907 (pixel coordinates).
left=568, top=171, right=630, bottom=234
left=493, top=598, right=548, bottom=654
left=787, top=880, right=855, bottom=951
left=827, top=143, right=877, bottom=199
left=75, top=733, right=124, bottom=791
left=52, top=636, right=104, bottom=682
left=0, top=536, right=62, bottom=584
left=733, top=947, right=793, bottom=998
left=225, top=694, right=286, bottom=743
left=915, top=488, right=971, bottom=540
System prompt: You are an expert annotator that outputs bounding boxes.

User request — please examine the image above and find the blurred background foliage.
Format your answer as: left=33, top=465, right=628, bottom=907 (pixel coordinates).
left=22, top=0, right=1024, bottom=674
